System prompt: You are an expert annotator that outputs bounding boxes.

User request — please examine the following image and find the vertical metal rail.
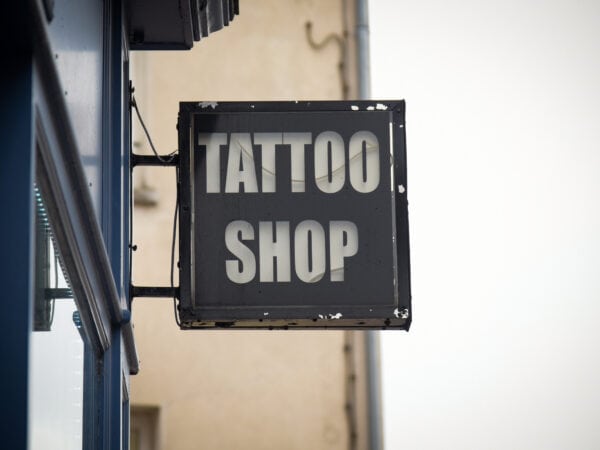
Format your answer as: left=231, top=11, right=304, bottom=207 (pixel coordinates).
left=356, top=0, right=371, bottom=102
left=355, top=1, right=383, bottom=449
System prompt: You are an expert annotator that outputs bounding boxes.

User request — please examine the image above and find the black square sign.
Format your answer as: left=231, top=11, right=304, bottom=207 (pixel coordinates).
left=177, top=101, right=410, bottom=329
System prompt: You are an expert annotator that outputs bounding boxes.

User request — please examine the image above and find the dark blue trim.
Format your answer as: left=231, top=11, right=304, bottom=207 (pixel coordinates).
left=83, top=339, right=102, bottom=449
left=105, top=328, right=124, bottom=450
left=0, top=25, right=34, bottom=448
left=122, top=396, right=130, bottom=450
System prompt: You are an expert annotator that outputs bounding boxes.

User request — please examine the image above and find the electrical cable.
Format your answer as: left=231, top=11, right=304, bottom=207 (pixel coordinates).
left=171, top=166, right=181, bottom=327
left=131, top=94, right=177, bottom=164
left=129, top=89, right=181, bottom=327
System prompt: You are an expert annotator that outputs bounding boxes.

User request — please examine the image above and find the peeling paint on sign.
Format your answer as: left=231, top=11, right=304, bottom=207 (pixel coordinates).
left=199, top=101, right=218, bottom=109
left=177, top=100, right=411, bottom=330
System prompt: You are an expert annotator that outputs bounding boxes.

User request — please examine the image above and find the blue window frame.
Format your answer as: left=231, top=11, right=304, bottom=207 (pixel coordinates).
left=0, top=1, right=137, bottom=448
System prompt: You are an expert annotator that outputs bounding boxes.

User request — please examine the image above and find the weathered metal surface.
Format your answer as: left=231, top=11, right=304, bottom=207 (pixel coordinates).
left=177, top=100, right=411, bottom=329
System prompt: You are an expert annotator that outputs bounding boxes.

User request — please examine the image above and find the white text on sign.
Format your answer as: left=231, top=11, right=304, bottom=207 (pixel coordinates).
left=225, top=220, right=359, bottom=284
left=198, top=131, right=380, bottom=194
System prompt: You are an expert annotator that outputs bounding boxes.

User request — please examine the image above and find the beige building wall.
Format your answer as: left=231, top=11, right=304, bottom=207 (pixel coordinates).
left=130, top=1, right=372, bottom=449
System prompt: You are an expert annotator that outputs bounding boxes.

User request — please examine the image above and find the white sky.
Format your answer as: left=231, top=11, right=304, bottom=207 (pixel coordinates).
left=370, top=1, right=600, bottom=448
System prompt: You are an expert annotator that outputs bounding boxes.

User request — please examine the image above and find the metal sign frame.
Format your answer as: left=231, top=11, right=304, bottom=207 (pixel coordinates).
left=177, top=100, right=411, bottom=329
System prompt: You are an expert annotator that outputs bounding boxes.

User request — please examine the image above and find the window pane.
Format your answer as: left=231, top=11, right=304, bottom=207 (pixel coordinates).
left=30, top=187, right=84, bottom=450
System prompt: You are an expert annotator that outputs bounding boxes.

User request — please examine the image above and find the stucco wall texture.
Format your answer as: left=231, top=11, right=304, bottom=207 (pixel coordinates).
left=130, top=2, right=371, bottom=449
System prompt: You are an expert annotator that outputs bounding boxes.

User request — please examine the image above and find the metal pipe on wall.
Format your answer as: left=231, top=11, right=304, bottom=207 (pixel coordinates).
left=355, top=2, right=383, bottom=450
left=356, top=0, right=371, bottom=99
left=365, top=330, right=382, bottom=450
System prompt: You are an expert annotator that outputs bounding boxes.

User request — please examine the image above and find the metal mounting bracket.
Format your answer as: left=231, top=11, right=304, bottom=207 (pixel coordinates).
left=131, top=153, right=179, bottom=168
left=130, top=285, right=179, bottom=299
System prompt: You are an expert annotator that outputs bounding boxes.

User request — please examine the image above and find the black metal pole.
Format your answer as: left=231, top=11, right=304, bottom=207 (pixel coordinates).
left=130, top=285, right=179, bottom=298
left=131, top=153, right=179, bottom=168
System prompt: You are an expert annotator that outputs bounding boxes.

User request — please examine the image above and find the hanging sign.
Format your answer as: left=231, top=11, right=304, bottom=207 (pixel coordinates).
left=177, top=101, right=410, bottom=329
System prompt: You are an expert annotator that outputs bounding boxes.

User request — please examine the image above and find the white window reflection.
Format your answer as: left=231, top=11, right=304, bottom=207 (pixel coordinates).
left=30, top=187, right=84, bottom=450
left=30, top=301, right=84, bottom=450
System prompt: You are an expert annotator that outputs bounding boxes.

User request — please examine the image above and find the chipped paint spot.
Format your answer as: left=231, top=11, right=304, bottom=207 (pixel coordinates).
left=250, top=104, right=255, bottom=109
left=399, top=124, right=405, bottom=128
left=375, top=103, right=388, bottom=111
left=329, top=313, right=343, bottom=319
left=199, top=101, right=218, bottom=109
left=263, top=312, right=269, bottom=316
left=366, top=106, right=375, bottom=111
left=394, top=308, right=409, bottom=319
left=318, top=314, right=325, bottom=319
left=351, top=105, right=359, bottom=111
left=398, top=184, right=406, bottom=194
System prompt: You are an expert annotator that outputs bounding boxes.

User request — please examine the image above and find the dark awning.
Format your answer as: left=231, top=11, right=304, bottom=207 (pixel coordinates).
left=129, top=0, right=239, bottom=50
